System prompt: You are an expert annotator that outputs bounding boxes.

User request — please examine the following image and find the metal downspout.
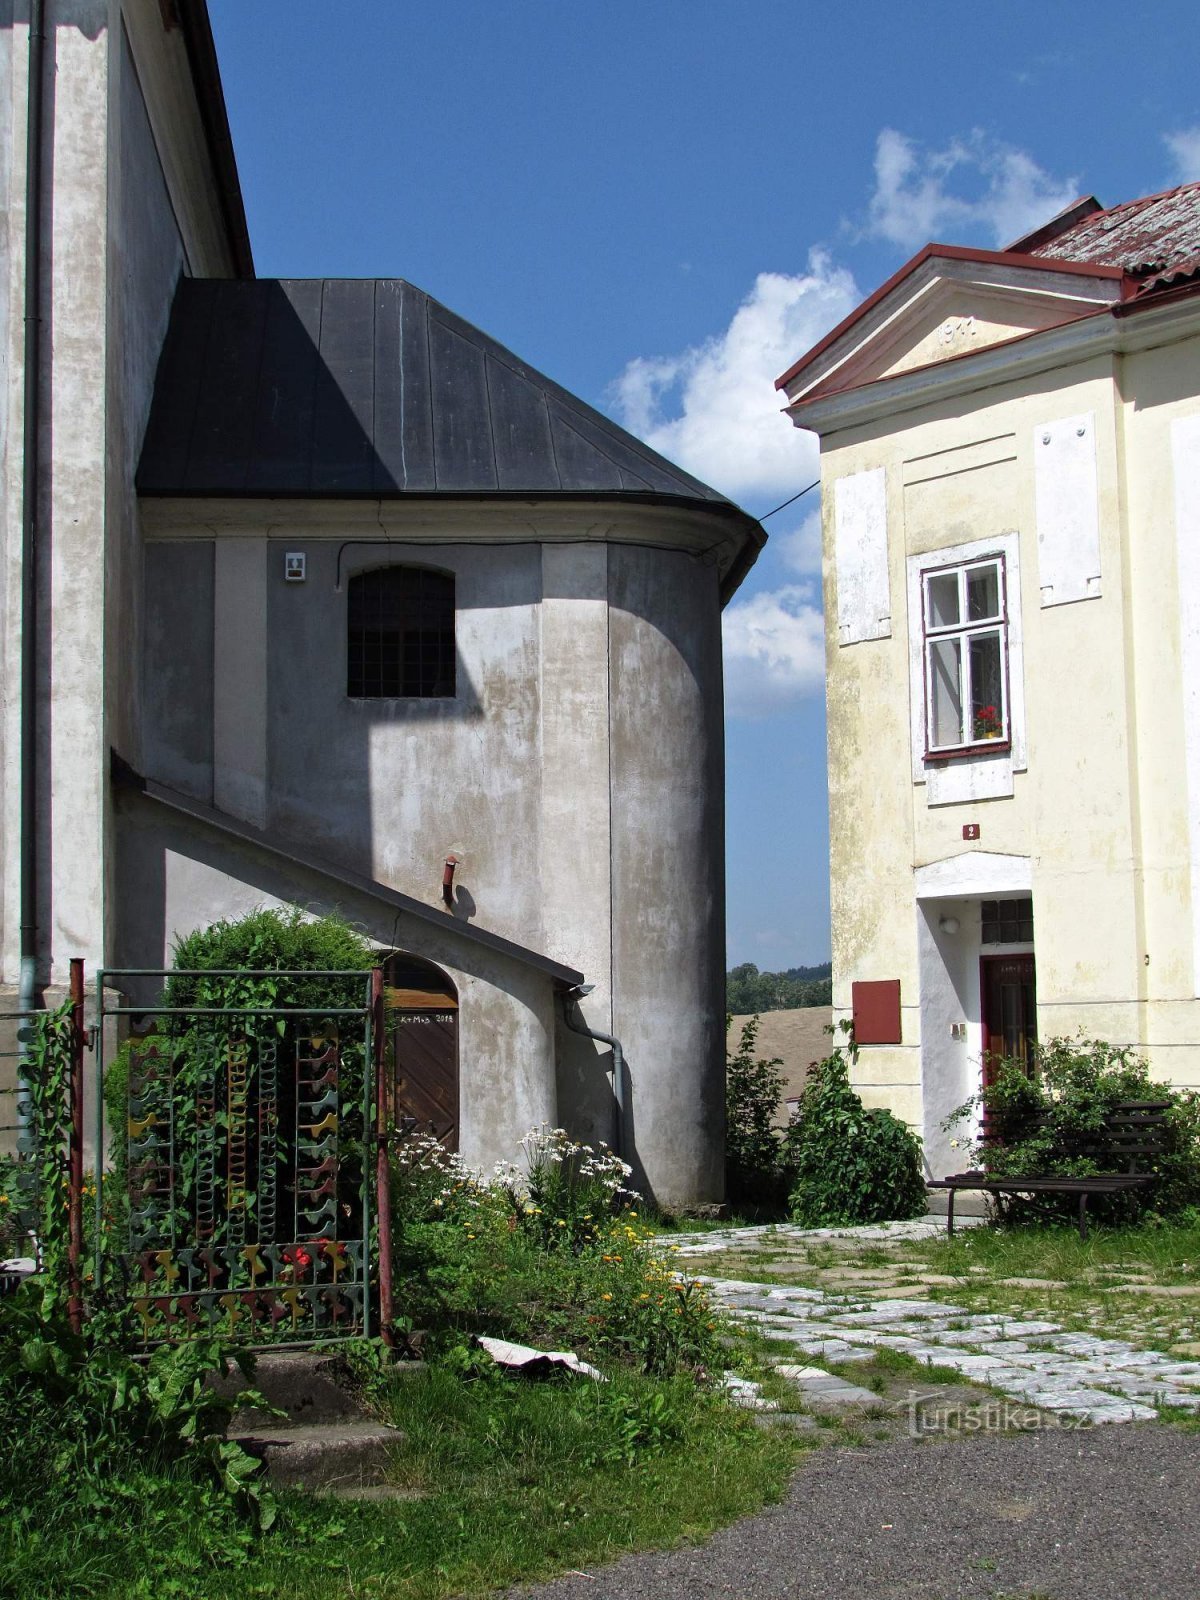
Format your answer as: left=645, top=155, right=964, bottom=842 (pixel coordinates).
left=558, top=991, right=626, bottom=1160
left=19, top=0, right=46, bottom=1027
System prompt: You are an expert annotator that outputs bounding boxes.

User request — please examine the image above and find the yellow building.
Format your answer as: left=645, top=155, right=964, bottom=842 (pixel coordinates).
left=777, top=183, right=1200, bottom=1177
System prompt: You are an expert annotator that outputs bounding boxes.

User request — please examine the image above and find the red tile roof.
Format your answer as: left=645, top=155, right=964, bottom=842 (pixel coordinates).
left=1015, top=181, right=1200, bottom=298
left=777, top=182, right=1200, bottom=397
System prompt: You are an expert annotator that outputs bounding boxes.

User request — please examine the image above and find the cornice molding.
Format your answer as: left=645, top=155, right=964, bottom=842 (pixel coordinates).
left=136, top=495, right=756, bottom=599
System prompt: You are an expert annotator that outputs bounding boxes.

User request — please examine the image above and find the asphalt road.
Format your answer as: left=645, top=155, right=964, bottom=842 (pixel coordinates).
left=510, top=1424, right=1200, bottom=1600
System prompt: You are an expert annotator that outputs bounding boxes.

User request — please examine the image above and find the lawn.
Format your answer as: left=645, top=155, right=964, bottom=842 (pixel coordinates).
left=0, top=1360, right=801, bottom=1600
left=1, top=1123, right=811, bottom=1600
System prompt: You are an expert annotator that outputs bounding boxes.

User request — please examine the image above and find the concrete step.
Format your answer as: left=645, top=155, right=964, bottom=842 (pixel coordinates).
left=213, top=1351, right=369, bottom=1427
left=231, top=1419, right=402, bottom=1492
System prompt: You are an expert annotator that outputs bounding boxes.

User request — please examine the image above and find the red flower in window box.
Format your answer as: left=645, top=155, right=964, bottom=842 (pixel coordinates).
left=973, top=704, right=1002, bottom=740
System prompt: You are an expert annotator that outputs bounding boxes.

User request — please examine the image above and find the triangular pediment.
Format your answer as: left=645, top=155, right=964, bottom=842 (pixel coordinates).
left=780, top=248, right=1125, bottom=405
left=868, top=281, right=1084, bottom=379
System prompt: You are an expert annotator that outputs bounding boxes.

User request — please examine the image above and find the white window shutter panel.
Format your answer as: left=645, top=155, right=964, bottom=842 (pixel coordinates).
left=1034, top=412, right=1101, bottom=606
left=834, top=467, right=890, bottom=645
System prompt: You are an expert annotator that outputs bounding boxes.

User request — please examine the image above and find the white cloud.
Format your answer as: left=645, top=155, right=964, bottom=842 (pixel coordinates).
left=776, top=508, right=823, bottom=577
left=609, top=254, right=858, bottom=502
left=865, top=128, right=1080, bottom=252
left=722, top=583, right=825, bottom=717
left=1165, top=127, right=1200, bottom=185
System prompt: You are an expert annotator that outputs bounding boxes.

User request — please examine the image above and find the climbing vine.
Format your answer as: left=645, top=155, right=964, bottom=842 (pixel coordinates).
left=13, top=1001, right=76, bottom=1292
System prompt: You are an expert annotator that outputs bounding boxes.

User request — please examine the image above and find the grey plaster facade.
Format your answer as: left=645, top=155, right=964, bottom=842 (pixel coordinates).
left=4, top=2, right=764, bottom=1207
left=130, top=501, right=738, bottom=1201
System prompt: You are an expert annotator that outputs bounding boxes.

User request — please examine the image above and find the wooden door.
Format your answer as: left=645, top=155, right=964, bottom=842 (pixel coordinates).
left=392, top=1009, right=458, bottom=1151
left=980, top=954, right=1037, bottom=1088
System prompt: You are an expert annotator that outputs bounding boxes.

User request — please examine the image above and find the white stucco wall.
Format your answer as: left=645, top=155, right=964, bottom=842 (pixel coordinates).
left=1, top=3, right=243, bottom=983
left=112, top=791, right=560, bottom=1175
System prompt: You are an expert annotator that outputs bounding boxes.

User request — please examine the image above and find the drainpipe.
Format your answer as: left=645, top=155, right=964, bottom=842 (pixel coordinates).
left=558, top=987, right=625, bottom=1160
left=441, top=855, right=458, bottom=910
left=19, top=0, right=46, bottom=1029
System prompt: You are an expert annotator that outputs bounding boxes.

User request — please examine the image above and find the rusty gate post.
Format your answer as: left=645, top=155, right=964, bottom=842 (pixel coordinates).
left=67, top=958, right=85, bottom=1334
left=372, top=966, right=395, bottom=1346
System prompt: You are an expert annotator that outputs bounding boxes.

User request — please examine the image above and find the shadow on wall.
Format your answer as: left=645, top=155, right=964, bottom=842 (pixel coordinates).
left=451, top=885, right=476, bottom=923
left=554, top=1009, right=650, bottom=1205
left=1, top=5, right=108, bottom=42
left=137, top=284, right=556, bottom=935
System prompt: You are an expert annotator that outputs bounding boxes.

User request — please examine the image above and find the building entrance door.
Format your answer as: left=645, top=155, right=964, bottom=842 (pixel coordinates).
left=980, top=953, right=1037, bottom=1088
left=384, top=955, right=459, bottom=1151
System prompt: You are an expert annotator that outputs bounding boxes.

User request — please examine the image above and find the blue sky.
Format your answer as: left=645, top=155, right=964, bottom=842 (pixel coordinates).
left=208, top=1, right=1200, bottom=969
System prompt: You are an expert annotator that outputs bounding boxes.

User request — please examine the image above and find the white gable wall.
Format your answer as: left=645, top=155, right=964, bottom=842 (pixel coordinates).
left=807, top=317, right=1200, bottom=1173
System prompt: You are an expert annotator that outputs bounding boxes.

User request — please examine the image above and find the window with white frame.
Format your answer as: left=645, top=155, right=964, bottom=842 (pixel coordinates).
left=922, top=555, right=1009, bottom=756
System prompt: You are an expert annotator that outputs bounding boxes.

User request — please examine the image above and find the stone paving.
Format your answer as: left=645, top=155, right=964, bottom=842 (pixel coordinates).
left=669, top=1220, right=1200, bottom=1425
left=670, top=1216, right=981, bottom=1256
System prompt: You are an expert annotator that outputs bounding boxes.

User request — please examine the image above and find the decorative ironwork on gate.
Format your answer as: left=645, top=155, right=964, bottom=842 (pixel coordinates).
left=95, top=969, right=381, bottom=1347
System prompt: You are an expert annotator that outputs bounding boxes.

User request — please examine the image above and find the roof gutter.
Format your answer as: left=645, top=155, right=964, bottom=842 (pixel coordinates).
left=558, top=989, right=626, bottom=1160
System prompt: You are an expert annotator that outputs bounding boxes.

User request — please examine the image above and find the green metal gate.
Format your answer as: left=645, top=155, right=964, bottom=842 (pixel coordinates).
left=95, top=968, right=384, bottom=1347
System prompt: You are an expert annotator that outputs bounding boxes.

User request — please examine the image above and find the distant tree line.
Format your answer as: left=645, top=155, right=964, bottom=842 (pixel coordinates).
left=726, top=961, right=832, bottom=1014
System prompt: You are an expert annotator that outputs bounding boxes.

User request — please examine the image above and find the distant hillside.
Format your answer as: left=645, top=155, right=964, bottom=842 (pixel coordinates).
left=726, top=961, right=832, bottom=1013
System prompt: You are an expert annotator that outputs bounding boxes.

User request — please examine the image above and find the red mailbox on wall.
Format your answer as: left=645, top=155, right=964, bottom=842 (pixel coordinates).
left=851, top=979, right=902, bottom=1045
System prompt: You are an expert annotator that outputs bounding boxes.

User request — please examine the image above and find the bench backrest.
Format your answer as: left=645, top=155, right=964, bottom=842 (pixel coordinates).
left=980, top=1098, right=1174, bottom=1173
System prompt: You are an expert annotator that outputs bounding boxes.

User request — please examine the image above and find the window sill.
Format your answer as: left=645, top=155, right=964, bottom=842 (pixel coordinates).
left=925, top=739, right=1011, bottom=766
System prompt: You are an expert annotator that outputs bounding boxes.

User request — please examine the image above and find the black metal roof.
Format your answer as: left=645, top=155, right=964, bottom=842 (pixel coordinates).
left=137, top=278, right=755, bottom=521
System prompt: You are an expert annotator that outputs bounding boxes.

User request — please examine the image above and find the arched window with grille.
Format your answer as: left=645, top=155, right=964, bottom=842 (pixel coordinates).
left=347, top=567, right=456, bottom=699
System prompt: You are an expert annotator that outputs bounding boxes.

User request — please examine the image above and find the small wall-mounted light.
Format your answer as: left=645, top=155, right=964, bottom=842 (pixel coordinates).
left=938, top=915, right=960, bottom=935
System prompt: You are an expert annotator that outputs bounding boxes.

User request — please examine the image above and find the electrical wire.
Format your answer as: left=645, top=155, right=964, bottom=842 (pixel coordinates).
left=759, top=479, right=820, bottom=521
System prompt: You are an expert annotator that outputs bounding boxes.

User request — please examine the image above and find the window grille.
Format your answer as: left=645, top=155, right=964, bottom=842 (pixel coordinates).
left=347, top=567, right=455, bottom=699
left=981, top=898, right=1034, bottom=945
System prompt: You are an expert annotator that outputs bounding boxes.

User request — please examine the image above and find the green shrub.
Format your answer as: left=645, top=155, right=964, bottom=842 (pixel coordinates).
left=164, top=904, right=374, bottom=1011
left=0, top=1155, right=27, bottom=1259
left=390, top=1129, right=725, bottom=1377
left=786, top=1024, right=927, bottom=1226
left=7, top=1003, right=75, bottom=1285
left=945, top=1036, right=1200, bottom=1224
left=725, top=1016, right=791, bottom=1209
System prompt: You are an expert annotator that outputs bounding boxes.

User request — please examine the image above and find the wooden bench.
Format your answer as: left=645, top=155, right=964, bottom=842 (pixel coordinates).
left=927, top=1099, right=1173, bottom=1239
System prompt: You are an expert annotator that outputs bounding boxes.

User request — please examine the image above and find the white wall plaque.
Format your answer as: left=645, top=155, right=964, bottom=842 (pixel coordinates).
left=1034, top=412, right=1101, bottom=607
left=834, top=466, right=890, bottom=645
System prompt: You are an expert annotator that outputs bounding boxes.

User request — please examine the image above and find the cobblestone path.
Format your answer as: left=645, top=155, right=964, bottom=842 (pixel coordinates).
left=672, top=1220, right=1200, bottom=1425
